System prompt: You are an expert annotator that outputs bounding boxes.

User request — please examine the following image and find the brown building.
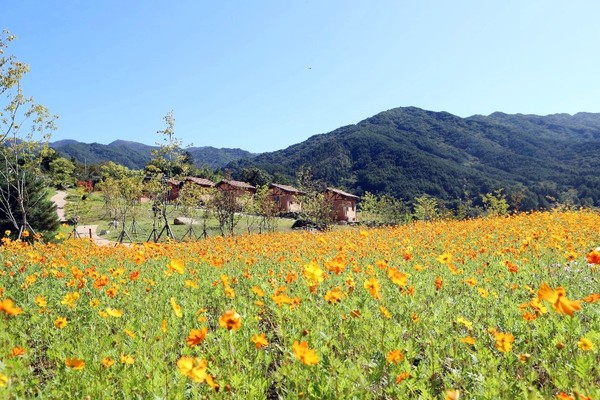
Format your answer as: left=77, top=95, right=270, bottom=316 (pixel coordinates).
left=215, top=180, right=257, bottom=197
left=324, top=187, right=359, bottom=222
left=269, top=183, right=305, bottom=213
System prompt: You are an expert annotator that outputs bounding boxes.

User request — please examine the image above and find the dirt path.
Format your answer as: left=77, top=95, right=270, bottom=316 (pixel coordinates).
left=50, top=190, right=68, bottom=222
left=51, top=190, right=119, bottom=246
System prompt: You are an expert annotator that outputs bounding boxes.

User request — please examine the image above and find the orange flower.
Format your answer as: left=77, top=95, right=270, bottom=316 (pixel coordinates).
left=537, top=282, right=581, bottom=316
left=324, top=287, right=344, bottom=304
left=395, top=371, right=410, bottom=384
left=460, top=336, right=476, bottom=345
left=251, top=333, right=269, bottom=349
left=65, top=358, right=85, bottom=370
left=494, top=332, right=514, bottom=353
left=504, top=260, right=519, bottom=273
left=0, top=298, right=23, bottom=316
left=435, top=276, right=443, bottom=291
left=186, top=328, right=208, bottom=347
left=445, top=389, right=460, bottom=400
left=219, top=310, right=242, bottom=330
left=364, top=277, right=381, bottom=300
left=386, top=349, right=404, bottom=364
left=102, top=357, right=115, bottom=368
left=387, top=268, right=408, bottom=287
left=292, top=340, right=319, bottom=366
left=9, top=346, right=25, bottom=357
left=586, top=247, right=600, bottom=264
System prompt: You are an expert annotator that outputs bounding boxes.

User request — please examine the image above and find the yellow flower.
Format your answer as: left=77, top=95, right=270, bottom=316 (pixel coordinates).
left=303, top=260, right=324, bottom=286
left=177, top=356, right=208, bottom=383
left=106, top=308, right=123, bottom=318
left=60, top=292, right=80, bottom=309
left=167, top=259, right=185, bottom=274
left=387, top=268, right=408, bottom=286
left=54, top=317, right=68, bottom=329
left=123, top=329, right=136, bottom=339
left=120, top=354, right=135, bottom=364
left=34, top=295, right=47, bottom=308
left=170, top=297, right=183, bottom=318
left=0, top=372, right=8, bottom=387
left=577, top=338, right=593, bottom=351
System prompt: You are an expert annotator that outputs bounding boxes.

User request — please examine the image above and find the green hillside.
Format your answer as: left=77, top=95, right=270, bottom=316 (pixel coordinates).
left=229, top=107, right=600, bottom=210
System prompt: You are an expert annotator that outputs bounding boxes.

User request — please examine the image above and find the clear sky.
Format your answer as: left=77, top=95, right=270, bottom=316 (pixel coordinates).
left=4, top=0, right=600, bottom=153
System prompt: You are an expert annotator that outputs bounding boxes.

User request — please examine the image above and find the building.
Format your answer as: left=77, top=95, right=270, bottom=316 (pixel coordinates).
left=324, top=187, right=359, bottom=222
left=269, top=183, right=305, bottom=214
left=215, top=180, right=257, bottom=197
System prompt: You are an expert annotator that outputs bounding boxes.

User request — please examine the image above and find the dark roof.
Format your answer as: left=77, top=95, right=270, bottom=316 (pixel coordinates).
left=325, top=187, right=360, bottom=200
left=269, top=183, right=305, bottom=194
left=184, top=177, right=215, bottom=187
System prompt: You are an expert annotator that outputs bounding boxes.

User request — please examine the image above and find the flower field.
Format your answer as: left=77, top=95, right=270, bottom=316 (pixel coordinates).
left=1, top=210, right=599, bottom=399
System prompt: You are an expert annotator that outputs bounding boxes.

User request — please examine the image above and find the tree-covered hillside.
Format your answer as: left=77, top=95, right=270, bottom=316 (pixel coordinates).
left=50, top=140, right=254, bottom=170
left=229, top=107, right=600, bottom=210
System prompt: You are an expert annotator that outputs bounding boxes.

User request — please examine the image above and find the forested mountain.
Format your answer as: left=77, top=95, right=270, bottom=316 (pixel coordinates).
left=228, top=107, right=600, bottom=210
left=50, top=140, right=254, bottom=170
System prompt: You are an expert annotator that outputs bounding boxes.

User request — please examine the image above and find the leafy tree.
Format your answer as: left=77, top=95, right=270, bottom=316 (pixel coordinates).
left=0, top=30, right=59, bottom=239
left=49, top=157, right=75, bottom=189
left=240, top=167, right=272, bottom=187
left=413, top=195, right=438, bottom=221
left=296, top=166, right=334, bottom=230
left=481, top=189, right=509, bottom=217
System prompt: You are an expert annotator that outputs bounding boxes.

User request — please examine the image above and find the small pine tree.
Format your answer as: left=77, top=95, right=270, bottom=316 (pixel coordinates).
left=0, top=171, right=60, bottom=240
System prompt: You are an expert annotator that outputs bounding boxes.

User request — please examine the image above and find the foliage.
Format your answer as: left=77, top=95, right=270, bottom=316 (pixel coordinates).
left=481, top=189, right=510, bottom=217
left=0, top=30, right=59, bottom=238
left=412, top=195, right=438, bottom=221
left=48, top=157, right=75, bottom=189
left=0, top=211, right=599, bottom=398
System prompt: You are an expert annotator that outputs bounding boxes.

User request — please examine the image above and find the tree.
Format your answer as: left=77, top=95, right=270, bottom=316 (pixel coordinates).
left=481, top=189, right=509, bottom=217
left=49, top=157, right=75, bottom=189
left=296, top=166, right=334, bottom=230
left=0, top=30, right=59, bottom=239
left=413, top=195, right=439, bottom=221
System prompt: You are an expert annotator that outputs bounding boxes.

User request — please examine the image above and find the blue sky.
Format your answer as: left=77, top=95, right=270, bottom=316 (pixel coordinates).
left=5, top=1, right=600, bottom=153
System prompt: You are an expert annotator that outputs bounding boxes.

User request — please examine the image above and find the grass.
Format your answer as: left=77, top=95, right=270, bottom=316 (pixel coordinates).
left=61, top=189, right=296, bottom=242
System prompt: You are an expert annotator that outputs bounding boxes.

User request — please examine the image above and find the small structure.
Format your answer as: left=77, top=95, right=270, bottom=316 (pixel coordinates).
left=183, top=177, right=215, bottom=188
left=215, top=180, right=257, bottom=197
left=269, top=183, right=304, bottom=214
left=324, top=187, right=359, bottom=223
left=166, top=179, right=181, bottom=201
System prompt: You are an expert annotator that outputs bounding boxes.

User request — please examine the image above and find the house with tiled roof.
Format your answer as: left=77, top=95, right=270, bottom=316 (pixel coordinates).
left=215, top=180, right=257, bottom=197
left=269, top=183, right=305, bottom=214
left=324, top=187, right=359, bottom=222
